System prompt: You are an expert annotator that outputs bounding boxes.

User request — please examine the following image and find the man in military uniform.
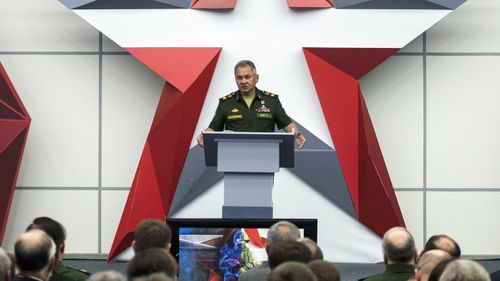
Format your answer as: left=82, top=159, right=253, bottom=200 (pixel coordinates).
left=26, top=217, right=89, bottom=281
left=197, top=60, right=305, bottom=148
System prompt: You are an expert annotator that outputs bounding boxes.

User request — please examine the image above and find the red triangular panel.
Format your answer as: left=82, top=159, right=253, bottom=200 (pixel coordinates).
left=303, top=47, right=405, bottom=234
left=108, top=142, right=167, bottom=260
left=304, top=48, right=361, bottom=215
left=0, top=121, right=29, bottom=154
left=0, top=101, right=24, bottom=120
left=0, top=129, right=29, bottom=243
left=304, top=48, right=398, bottom=80
left=125, top=48, right=222, bottom=93
left=288, top=0, right=333, bottom=8
left=191, top=0, right=236, bottom=9
left=0, top=64, right=28, bottom=118
left=358, top=92, right=404, bottom=235
left=108, top=48, right=221, bottom=260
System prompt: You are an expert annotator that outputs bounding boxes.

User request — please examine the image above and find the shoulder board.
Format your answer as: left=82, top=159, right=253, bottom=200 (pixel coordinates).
left=66, top=265, right=91, bottom=276
left=219, top=92, right=234, bottom=102
left=263, top=91, right=278, bottom=98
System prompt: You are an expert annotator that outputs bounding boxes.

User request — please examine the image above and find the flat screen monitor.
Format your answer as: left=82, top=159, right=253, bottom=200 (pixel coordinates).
left=167, top=218, right=318, bottom=281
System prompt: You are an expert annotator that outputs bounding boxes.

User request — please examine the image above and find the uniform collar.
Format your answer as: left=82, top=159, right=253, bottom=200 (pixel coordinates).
left=384, top=263, right=415, bottom=273
left=236, top=88, right=263, bottom=101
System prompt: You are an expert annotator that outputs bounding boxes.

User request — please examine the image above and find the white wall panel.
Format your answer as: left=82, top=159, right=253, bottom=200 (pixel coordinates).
left=0, top=55, right=99, bottom=187
left=399, top=34, right=423, bottom=53
left=427, top=0, right=500, bottom=52
left=395, top=191, right=424, bottom=249
left=361, top=56, right=424, bottom=188
left=2, top=190, right=98, bottom=253
left=101, top=55, right=163, bottom=188
left=101, top=190, right=129, bottom=254
left=427, top=192, right=500, bottom=255
left=0, top=0, right=98, bottom=52
left=427, top=56, right=500, bottom=188
left=103, top=35, right=125, bottom=52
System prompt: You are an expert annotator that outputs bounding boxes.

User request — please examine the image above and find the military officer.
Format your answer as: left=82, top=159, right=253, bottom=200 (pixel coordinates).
left=197, top=60, right=305, bottom=148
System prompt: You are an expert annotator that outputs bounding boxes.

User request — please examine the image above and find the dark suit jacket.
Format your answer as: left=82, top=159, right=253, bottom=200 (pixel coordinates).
left=238, top=263, right=270, bottom=281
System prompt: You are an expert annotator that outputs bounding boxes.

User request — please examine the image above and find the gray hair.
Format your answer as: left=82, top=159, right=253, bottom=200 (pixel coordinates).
left=267, top=221, right=301, bottom=247
left=234, top=60, right=257, bottom=74
left=0, top=248, right=11, bottom=281
left=382, top=227, right=416, bottom=263
left=88, top=271, right=126, bottom=281
left=439, top=259, right=490, bottom=281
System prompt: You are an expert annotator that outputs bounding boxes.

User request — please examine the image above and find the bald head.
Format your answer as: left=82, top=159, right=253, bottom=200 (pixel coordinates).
left=382, top=227, right=416, bottom=264
left=415, top=250, right=452, bottom=281
left=15, top=229, right=56, bottom=275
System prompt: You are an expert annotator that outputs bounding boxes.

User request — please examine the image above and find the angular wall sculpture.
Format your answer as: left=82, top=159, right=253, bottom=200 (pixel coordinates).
left=0, top=62, right=31, bottom=243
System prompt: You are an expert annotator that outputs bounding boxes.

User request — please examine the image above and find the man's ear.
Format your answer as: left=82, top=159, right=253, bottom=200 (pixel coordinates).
left=132, top=240, right=137, bottom=252
left=255, top=73, right=259, bottom=83
left=166, top=242, right=171, bottom=251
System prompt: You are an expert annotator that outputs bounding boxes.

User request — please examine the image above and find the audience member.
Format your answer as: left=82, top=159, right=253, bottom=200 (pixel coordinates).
left=308, top=260, right=340, bottom=281
left=414, top=250, right=451, bottom=281
left=268, top=240, right=313, bottom=270
left=267, top=262, right=317, bottom=281
left=133, top=219, right=172, bottom=253
left=87, top=271, right=124, bottom=281
left=423, top=235, right=461, bottom=258
left=427, top=259, right=454, bottom=281
left=127, top=248, right=177, bottom=280
left=13, top=230, right=57, bottom=281
left=359, top=227, right=417, bottom=281
left=26, top=217, right=89, bottom=281
left=298, top=238, right=323, bottom=261
left=0, top=248, right=11, bottom=281
left=239, top=221, right=301, bottom=281
left=439, top=259, right=490, bottom=281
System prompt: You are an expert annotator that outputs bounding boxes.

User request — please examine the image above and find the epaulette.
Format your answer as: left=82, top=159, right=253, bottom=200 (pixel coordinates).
left=219, top=92, right=234, bottom=102
left=263, top=91, right=278, bottom=98
left=67, top=265, right=91, bottom=276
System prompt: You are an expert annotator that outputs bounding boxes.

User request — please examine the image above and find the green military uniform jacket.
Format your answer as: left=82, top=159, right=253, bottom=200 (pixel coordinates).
left=208, top=88, right=292, bottom=132
left=359, top=264, right=415, bottom=281
left=54, top=261, right=89, bottom=281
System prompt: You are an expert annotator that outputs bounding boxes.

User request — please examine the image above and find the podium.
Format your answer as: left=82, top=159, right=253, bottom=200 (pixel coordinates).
left=203, top=131, right=295, bottom=218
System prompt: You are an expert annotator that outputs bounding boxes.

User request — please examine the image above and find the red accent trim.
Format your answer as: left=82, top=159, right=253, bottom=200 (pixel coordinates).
left=191, top=0, right=236, bottom=9
left=287, top=0, right=333, bottom=8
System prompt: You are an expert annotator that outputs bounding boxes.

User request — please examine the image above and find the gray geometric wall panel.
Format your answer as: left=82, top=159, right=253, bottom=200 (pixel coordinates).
left=58, top=0, right=95, bottom=9
left=71, top=0, right=188, bottom=9
left=168, top=120, right=356, bottom=219
left=334, top=0, right=465, bottom=9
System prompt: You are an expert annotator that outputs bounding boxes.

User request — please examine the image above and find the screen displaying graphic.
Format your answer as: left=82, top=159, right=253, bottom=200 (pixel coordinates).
left=167, top=219, right=318, bottom=281
left=179, top=227, right=271, bottom=281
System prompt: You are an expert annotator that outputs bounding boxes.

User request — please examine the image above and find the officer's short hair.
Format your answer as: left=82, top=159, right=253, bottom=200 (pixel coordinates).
left=382, top=227, right=416, bottom=264
left=88, top=271, right=125, bottom=281
left=298, top=237, right=323, bottom=261
left=234, top=60, right=257, bottom=74
left=127, top=248, right=177, bottom=279
left=268, top=240, right=313, bottom=270
left=134, top=219, right=172, bottom=252
left=308, top=260, right=340, bottom=281
left=15, top=229, right=56, bottom=272
left=268, top=262, right=317, bottom=281
left=26, top=217, right=66, bottom=247
left=423, top=234, right=461, bottom=258
left=267, top=221, right=301, bottom=252
left=0, top=248, right=11, bottom=281
left=439, top=259, right=490, bottom=281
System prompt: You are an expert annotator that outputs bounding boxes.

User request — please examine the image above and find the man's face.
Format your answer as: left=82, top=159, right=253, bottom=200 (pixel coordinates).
left=235, top=65, right=259, bottom=95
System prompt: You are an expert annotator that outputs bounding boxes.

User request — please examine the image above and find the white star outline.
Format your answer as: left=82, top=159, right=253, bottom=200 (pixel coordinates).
left=75, top=0, right=450, bottom=148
